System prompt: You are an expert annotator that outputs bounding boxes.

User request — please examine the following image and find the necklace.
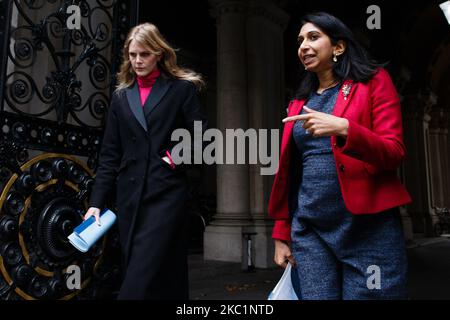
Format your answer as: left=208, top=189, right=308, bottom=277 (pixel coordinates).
left=317, top=79, right=339, bottom=93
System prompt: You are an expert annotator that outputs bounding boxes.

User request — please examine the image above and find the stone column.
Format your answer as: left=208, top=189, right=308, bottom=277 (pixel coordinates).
left=444, top=109, right=450, bottom=207
left=422, top=93, right=441, bottom=234
left=439, top=109, right=450, bottom=208
left=429, top=107, right=446, bottom=207
left=204, top=0, right=289, bottom=267
left=204, top=0, right=251, bottom=263
left=246, top=0, right=288, bottom=267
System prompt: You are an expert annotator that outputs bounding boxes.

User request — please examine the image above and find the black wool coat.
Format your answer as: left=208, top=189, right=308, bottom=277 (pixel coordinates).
left=89, top=73, right=207, bottom=299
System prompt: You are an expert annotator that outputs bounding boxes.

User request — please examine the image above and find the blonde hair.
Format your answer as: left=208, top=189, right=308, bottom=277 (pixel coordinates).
left=116, top=23, right=205, bottom=91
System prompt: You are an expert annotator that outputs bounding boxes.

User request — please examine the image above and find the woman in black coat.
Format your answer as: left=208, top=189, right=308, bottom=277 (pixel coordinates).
left=84, top=22, right=207, bottom=299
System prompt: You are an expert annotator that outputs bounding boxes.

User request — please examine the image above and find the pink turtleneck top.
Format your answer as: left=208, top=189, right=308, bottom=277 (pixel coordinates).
left=136, top=68, right=161, bottom=106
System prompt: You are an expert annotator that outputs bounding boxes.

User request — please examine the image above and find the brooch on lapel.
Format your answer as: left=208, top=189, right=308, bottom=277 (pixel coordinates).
left=342, top=83, right=352, bottom=100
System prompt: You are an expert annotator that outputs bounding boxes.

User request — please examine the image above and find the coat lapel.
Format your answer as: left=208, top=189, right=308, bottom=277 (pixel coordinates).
left=289, top=99, right=304, bottom=117
left=332, top=79, right=355, bottom=117
left=143, top=74, right=172, bottom=118
left=280, top=99, right=305, bottom=157
left=284, top=99, right=304, bottom=146
left=125, top=82, right=148, bottom=132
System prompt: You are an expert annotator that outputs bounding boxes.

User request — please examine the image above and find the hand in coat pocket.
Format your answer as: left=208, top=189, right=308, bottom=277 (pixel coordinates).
left=161, top=150, right=175, bottom=170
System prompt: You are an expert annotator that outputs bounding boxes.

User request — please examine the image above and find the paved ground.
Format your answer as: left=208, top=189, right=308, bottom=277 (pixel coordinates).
left=188, top=236, right=450, bottom=300
left=406, top=236, right=450, bottom=299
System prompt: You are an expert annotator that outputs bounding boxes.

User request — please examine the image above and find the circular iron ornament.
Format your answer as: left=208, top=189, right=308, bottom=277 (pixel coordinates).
left=30, top=160, right=52, bottom=183
left=88, top=55, right=112, bottom=90
left=4, top=192, right=25, bottom=216
left=93, top=63, right=107, bottom=82
left=12, top=80, right=30, bottom=100
left=14, top=40, right=32, bottom=61
left=9, top=28, right=37, bottom=68
left=88, top=93, right=108, bottom=121
left=69, top=93, right=82, bottom=111
left=0, top=153, right=118, bottom=300
left=51, top=159, right=68, bottom=177
left=37, top=197, right=81, bottom=259
left=12, top=122, right=27, bottom=140
left=1, top=242, right=23, bottom=266
left=15, top=174, right=34, bottom=195
left=70, top=30, right=84, bottom=46
left=48, top=18, right=64, bottom=39
left=41, top=127, right=54, bottom=144
left=93, top=99, right=107, bottom=116
left=42, top=84, right=56, bottom=102
left=5, top=72, right=55, bottom=117
left=0, top=216, right=18, bottom=240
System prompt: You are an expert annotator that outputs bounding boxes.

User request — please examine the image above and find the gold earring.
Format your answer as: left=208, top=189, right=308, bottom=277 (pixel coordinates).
left=333, top=54, right=338, bottom=62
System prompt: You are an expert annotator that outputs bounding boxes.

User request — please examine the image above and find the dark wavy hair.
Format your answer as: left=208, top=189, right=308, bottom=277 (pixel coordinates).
left=295, top=12, right=384, bottom=100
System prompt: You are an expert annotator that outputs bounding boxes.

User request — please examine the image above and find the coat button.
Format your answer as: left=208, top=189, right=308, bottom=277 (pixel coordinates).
left=339, top=164, right=345, bottom=172
left=333, top=142, right=337, bottom=148
left=130, top=177, right=136, bottom=183
left=132, top=136, right=136, bottom=142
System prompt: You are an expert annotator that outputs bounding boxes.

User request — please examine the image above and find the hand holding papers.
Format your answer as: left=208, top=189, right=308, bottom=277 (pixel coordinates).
left=68, top=209, right=117, bottom=253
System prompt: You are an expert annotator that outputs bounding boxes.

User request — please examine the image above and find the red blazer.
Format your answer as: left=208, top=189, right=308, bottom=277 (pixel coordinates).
left=268, top=68, right=412, bottom=242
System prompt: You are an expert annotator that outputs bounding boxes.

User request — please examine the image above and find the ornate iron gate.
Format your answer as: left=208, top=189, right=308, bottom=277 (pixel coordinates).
left=0, top=0, right=137, bottom=300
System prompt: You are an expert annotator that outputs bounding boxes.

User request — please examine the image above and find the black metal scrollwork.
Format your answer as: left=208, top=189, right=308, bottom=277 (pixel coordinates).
left=0, top=0, right=133, bottom=164
left=3, top=0, right=116, bottom=127
left=0, top=0, right=136, bottom=300
left=1, top=112, right=102, bottom=170
left=0, top=154, right=121, bottom=300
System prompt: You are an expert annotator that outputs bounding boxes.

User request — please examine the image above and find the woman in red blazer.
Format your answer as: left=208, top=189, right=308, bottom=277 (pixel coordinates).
left=268, top=12, right=411, bottom=299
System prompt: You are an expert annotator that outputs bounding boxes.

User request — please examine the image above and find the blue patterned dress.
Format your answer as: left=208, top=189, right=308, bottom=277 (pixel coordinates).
left=290, top=84, right=408, bottom=300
